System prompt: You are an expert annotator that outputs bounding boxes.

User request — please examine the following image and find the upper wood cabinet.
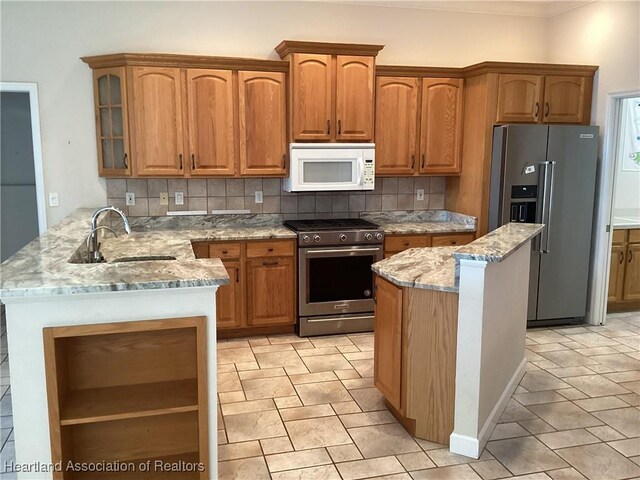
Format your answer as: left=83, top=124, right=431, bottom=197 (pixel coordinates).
left=82, top=53, right=289, bottom=178
left=276, top=41, right=383, bottom=142
left=496, top=73, right=592, bottom=124
left=186, top=69, right=236, bottom=176
left=238, top=71, right=287, bottom=176
left=131, top=67, right=185, bottom=176
left=375, top=72, right=463, bottom=176
left=92, top=67, right=131, bottom=176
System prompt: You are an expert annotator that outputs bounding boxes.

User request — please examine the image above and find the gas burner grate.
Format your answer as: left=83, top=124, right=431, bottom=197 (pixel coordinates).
left=284, top=218, right=380, bottom=232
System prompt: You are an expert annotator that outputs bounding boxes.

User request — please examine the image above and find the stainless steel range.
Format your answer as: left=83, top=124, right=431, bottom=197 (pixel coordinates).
left=284, top=218, right=384, bottom=337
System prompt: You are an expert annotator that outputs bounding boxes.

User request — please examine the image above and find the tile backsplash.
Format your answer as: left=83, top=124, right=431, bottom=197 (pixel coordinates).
left=106, top=177, right=446, bottom=218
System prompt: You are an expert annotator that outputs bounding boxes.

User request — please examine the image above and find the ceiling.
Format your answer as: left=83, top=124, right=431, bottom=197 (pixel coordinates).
left=332, top=1, right=595, bottom=17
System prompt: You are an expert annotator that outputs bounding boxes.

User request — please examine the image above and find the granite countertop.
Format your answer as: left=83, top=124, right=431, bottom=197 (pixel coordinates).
left=361, top=210, right=477, bottom=234
left=0, top=209, right=295, bottom=298
left=372, top=223, right=544, bottom=292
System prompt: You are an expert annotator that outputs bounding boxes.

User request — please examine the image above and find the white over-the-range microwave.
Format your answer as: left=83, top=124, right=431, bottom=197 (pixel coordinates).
left=283, top=143, right=375, bottom=192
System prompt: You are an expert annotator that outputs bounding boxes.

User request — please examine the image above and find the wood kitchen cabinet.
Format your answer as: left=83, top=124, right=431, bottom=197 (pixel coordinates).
left=276, top=41, right=383, bottom=142
left=496, top=73, right=591, bottom=124
left=375, top=70, right=463, bottom=176
left=383, top=232, right=475, bottom=258
left=43, top=317, right=209, bottom=479
left=607, top=228, right=640, bottom=311
left=83, top=53, right=289, bottom=178
left=192, top=239, right=296, bottom=336
left=374, top=276, right=458, bottom=444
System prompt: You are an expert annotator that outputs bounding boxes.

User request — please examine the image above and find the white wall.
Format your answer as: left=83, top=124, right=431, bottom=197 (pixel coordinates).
left=0, top=1, right=549, bottom=226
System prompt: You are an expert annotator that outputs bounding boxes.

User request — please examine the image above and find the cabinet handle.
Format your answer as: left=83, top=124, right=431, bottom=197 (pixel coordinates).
left=268, top=248, right=274, bottom=252
left=178, top=154, right=183, bottom=170
left=338, top=119, right=342, bottom=135
left=236, top=267, right=239, bottom=283
left=535, top=102, right=540, bottom=118
left=263, top=259, right=279, bottom=266
left=629, top=250, right=634, bottom=263
left=222, top=250, right=228, bottom=254
left=619, top=250, right=625, bottom=264
left=282, top=154, right=286, bottom=169
left=411, top=155, right=415, bottom=169
left=123, top=153, right=128, bottom=169
left=191, top=154, right=196, bottom=170
left=544, top=102, right=550, bottom=117
left=421, top=154, right=426, bottom=169
left=327, top=120, right=331, bottom=135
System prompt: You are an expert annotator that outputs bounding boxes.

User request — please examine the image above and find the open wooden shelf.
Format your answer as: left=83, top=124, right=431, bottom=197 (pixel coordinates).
left=72, top=452, right=201, bottom=480
left=61, top=378, right=198, bottom=425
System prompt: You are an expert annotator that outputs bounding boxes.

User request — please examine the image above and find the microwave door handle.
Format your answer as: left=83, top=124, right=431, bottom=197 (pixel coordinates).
left=357, top=157, right=364, bottom=186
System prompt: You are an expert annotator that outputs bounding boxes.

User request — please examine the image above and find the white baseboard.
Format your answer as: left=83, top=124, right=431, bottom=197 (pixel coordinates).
left=450, top=356, right=527, bottom=459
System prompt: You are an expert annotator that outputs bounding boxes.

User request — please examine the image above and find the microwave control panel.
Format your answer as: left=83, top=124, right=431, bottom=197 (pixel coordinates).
left=363, top=158, right=375, bottom=189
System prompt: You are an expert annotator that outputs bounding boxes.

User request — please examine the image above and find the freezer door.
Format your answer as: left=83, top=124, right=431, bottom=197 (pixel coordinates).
left=536, top=126, right=598, bottom=321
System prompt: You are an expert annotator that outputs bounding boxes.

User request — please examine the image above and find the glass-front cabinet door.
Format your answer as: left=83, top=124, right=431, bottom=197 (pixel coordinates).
left=93, top=67, right=131, bottom=176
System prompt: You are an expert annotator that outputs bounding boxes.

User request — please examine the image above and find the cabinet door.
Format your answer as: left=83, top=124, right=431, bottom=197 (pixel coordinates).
left=542, top=75, right=589, bottom=124
left=419, top=78, right=463, bottom=175
left=608, top=245, right=626, bottom=302
left=291, top=54, right=332, bottom=141
left=246, top=257, right=295, bottom=326
left=375, top=77, right=419, bottom=175
left=93, top=67, right=131, bottom=176
left=217, top=260, right=243, bottom=329
left=238, top=71, right=287, bottom=176
left=623, top=244, right=640, bottom=301
left=186, top=69, right=236, bottom=176
left=496, top=74, right=543, bottom=123
left=335, top=55, right=375, bottom=141
left=374, top=276, right=403, bottom=411
left=131, top=67, right=185, bottom=176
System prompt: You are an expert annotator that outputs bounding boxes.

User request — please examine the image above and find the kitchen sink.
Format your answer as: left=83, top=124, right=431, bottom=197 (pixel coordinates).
left=110, top=255, right=177, bottom=263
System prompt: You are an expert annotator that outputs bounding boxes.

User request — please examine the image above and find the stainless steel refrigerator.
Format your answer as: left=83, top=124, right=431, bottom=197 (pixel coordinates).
left=489, top=125, right=599, bottom=326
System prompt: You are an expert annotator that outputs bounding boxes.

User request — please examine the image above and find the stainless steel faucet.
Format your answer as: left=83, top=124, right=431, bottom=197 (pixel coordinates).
left=88, top=206, right=131, bottom=263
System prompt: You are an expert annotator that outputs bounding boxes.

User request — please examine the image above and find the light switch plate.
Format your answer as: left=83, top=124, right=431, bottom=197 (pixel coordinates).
left=255, top=191, right=263, bottom=204
left=416, top=189, right=425, bottom=201
left=159, top=192, right=169, bottom=206
left=175, top=192, right=184, bottom=205
left=49, top=192, right=59, bottom=207
left=125, top=192, right=135, bottom=206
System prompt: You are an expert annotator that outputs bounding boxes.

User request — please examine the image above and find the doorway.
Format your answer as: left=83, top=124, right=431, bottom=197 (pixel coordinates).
left=0, top=82, right=47, bottom=262
left=590, top=91, right=640, bottom=324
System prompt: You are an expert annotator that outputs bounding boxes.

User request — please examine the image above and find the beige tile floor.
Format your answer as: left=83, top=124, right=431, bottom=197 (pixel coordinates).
left=0, top=312, right=639, bottom=480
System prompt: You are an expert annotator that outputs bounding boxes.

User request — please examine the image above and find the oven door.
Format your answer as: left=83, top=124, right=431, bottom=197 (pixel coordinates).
left=299, top=245, right=383, bottom=317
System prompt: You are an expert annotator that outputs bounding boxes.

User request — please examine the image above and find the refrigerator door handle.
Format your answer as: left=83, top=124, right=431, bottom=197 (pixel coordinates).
left=538, top=161, right=550, bottom=253
left=544, top=161, right=557, bottom=254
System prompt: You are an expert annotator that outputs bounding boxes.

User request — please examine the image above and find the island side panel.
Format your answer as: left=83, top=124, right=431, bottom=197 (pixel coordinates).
left=3, top=287, right=218, bottom=480
left=404, top=288, right=459, bottom=445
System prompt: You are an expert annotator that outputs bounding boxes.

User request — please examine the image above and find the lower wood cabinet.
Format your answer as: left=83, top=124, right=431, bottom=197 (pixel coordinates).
left=43, top=317, right=208, bottom=479
left=192, top=239, right=296, bottom=336
left=608, top=228, right=640, bottom=311
left=383, top=232, right=475, bottom=257
left=373, top=276, right=458, bottom=444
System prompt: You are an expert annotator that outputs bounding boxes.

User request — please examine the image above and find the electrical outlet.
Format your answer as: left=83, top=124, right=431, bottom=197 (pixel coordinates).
left=175, top=192, right=184, bottom=205
left=416, top=189, right=425, bottom=201
left=125, top=192, right=135, bottom=206
left=49, top=192, right=59, bottom=207
left=159, top=192, right=169, bottom=206
left=255, top=190, right=263, bottom=204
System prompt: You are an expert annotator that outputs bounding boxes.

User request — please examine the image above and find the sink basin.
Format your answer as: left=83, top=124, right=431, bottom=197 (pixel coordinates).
left=110, top=255, right=177, bottom=263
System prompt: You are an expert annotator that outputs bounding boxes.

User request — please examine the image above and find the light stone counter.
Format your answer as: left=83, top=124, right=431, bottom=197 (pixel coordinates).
left=362, top=210, right=476, bottom=235
left=372, top=223, right=544, bottom=292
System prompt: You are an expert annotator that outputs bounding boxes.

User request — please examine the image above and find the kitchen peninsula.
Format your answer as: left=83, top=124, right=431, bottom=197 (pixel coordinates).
left=372, top=222, right=545, bottom=458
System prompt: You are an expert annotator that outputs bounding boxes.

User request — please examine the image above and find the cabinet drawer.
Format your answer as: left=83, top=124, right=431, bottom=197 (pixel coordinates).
left=431, top=233, right=475, bottom=247
left=628, top=229, right=640, bottom=243
left=246, top=240, right=295, bottom=258
left=612, top=230, right=628, bottom=245
left=209, top=242, right=242, bottom=259
left=384, top=235, right=429, bottom=252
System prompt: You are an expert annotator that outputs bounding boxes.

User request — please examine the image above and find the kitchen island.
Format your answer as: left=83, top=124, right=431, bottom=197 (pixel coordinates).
left=372, top=222, right=544, bottom=459
left=0, top=209, right=294, bottom=480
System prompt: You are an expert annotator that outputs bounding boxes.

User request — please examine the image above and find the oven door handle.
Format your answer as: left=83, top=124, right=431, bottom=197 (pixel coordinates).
left=303, top=248, right=382, bottom=256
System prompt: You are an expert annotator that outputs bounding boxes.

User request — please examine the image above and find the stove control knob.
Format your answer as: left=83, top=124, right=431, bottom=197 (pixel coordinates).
left=313, top=235, right=321, bottom=243
left=302, top=235, right=311, bottom=243
left=375, top=233, right=383, bottom=240
left=365, top=233, right=373, bottom=240
left=339, top=234, right=347, bottom=242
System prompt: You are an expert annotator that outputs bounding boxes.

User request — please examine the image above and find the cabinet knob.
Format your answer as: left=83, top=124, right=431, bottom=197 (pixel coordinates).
left=268, top=248, right=274, bottom=252
left=222, top=250, right=228, bottom=254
